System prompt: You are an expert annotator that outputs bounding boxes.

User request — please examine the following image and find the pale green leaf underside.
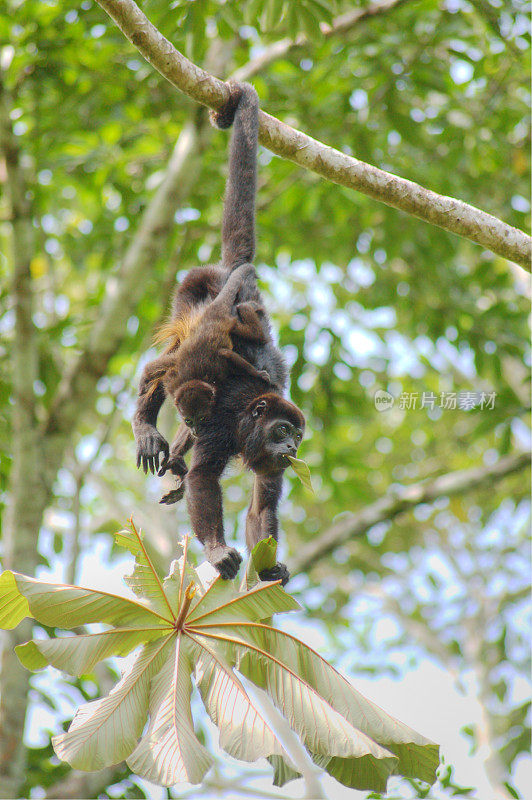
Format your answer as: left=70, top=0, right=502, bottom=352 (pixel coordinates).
left=116, top=525, right=176, bottom=618
left=53, top=636, right=171, bottom=771
left=188, top=578, right=300, bottom=627
left=190, top=635, right=288, bottom=764
left=193, top=626, right=435, bottom=791
left=192, top=629, right=391, bottom=772
left=2, top=551, right=438, bottom=793
left=233, top=622, right=439, bottom=785
left=16, top=626, right=169, bottom=675
left=127, top=636, right=213, bottom=785
left=10, top=572, right=169, bottom=629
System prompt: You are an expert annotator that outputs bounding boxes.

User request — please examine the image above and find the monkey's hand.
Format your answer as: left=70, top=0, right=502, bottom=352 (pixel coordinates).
left=259, top=562, right=290, bottom=587
left=158, top=453, right=188, bottom=478
left=206, top=544, right=243, bottom=580
left=135, top=424, right=169, bottom=474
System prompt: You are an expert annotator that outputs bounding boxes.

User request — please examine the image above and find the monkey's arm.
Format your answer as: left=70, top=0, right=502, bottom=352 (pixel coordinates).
left=245, top=472, right=289, bottom=585
left=219, top=348, right=272, bottom=384
left=158, top=423, right=194, bottom=477
left=158, top=424, right=194, bottom=505
left=186, top=439, right=242, bottom=579
left=133, top=354, right=176, bottom=473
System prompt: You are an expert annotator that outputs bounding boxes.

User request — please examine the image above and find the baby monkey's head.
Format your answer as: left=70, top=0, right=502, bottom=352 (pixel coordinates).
left=174, top=380, right=216, bottom=435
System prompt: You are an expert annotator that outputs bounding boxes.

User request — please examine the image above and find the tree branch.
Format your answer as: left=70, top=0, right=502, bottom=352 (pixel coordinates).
left=291, top=452, right=531, bottom=574
left=0, top=71, right=43, bottom=799
left=95, top=0, right=531, bottom=270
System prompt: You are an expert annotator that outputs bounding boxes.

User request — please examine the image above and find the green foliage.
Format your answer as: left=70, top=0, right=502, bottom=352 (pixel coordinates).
left=1, top=0, right=530, bottom=796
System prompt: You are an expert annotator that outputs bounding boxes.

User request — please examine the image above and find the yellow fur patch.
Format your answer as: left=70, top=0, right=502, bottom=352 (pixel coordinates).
left=146, top=307, right=206, bottom=398
left=153, top=307, right=205, bottom=353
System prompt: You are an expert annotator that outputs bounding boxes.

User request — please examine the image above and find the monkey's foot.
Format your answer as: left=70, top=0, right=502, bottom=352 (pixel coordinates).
left=207, top=545, right=243, bottom=580
left=259, top=562, right=290, bottom=586
left=159, top=484, right=185, bottom=505
left=258, top=369, right=272, bottom=384
left=158, top=453, right=188, bottom=478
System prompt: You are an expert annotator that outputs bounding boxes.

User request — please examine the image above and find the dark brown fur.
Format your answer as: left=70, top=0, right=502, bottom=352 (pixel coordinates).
left=160, top=263, right=272, bottom=433
left=133, top=83, right=304, bottom=584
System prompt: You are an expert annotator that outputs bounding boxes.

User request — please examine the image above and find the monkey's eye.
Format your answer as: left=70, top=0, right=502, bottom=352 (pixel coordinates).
left=277, top=424, right=289, bottom=437
left=199, top=416, right=207, bottom=423
left=295, top=431, right=303, bottom=443
left=184, top=418, right=193, bottom=427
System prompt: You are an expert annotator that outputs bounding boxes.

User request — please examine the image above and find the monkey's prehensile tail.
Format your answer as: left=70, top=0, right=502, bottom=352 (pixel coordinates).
left=210, top=82, right=259, bottom=271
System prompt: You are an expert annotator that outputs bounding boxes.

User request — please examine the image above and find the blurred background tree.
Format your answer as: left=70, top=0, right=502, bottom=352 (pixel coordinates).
left=0, top=0, right=529, bottom=798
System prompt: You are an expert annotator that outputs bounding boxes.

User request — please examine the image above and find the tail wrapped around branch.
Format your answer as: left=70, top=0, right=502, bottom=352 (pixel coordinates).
left=210, top=82, right=259, bottom=271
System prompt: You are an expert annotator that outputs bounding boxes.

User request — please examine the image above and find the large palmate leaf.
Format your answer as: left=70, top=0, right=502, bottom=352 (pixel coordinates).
left=0, top=525, right=439, bottom=791
left=191, top=635, right=287, bottom=763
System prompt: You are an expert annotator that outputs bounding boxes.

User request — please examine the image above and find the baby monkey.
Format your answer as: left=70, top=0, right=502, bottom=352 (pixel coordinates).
left=149, top=263, right=272, bottom=441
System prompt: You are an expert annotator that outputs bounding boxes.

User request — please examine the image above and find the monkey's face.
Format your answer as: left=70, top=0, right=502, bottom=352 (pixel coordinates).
left=175, top=380, right=216, bottom=436
left=243, top=396, right=305, bottom=472
left=262, top=416, right=303, bottom=465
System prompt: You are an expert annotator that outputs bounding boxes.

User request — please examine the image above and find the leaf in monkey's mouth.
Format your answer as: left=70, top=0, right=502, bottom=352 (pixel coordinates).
left=285, top=456, right=314, bottom=493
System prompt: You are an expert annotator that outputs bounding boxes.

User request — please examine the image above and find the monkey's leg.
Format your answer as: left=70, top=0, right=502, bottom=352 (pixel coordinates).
left=133, top=354, right=177, bottom=473
left=232, top=302, right=267, bottom=343
left=245, top=472, right=289, bottom=585
left=171, top=266, right=224, bottom=318
left=186, top=442, right=242, bottom=579
left=209, top=263, right=256, bottom=315
left=219, top=348, right=272, bottom=384
left=158, top=424, right=193, bottom=504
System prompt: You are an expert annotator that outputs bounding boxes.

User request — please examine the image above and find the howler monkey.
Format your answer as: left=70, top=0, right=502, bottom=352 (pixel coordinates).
left=142, top=262, right=273, bottom=438
left=133, top=82, right=305, bottom=584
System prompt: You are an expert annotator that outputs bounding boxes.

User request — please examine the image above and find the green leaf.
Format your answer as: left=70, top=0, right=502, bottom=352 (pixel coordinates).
left=241, top=536, right=279, bottom=590
left=287, top=456, right=315, bottom=493
left=267, top=754, right=301, bottom=787
left=0, top=571, right=31, bottom=629
left=116, top=519, right=178, bottom=618
left=264, top=0, right=286, bottom=30
left=252, top=536, right=278, bottom=574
